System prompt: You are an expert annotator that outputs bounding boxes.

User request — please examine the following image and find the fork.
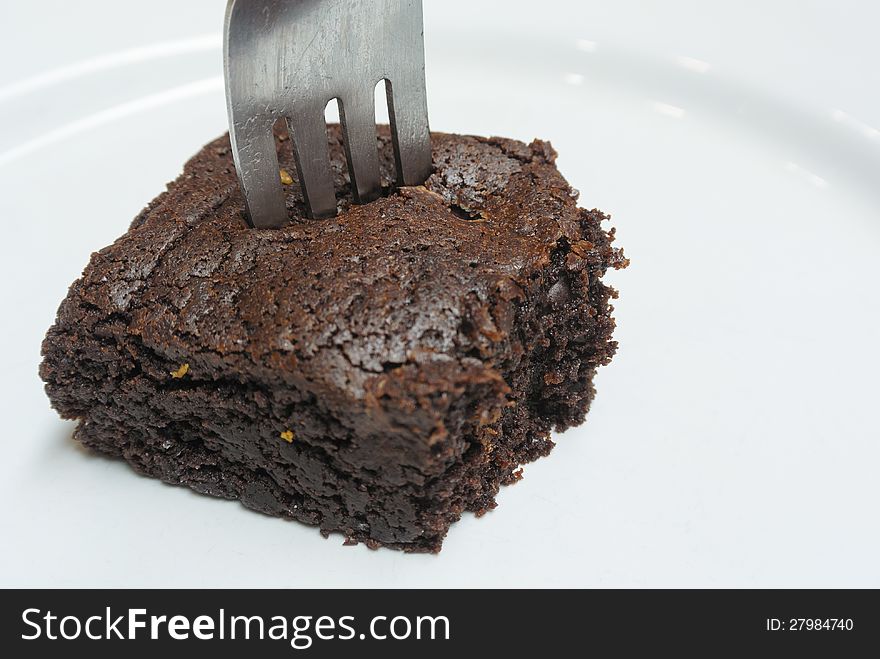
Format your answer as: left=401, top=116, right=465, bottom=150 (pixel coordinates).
left=224, top=0, right=432, bottom=228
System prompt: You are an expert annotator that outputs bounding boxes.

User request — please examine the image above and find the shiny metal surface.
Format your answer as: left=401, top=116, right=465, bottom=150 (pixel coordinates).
left=224, top=0, right=432, bottom=228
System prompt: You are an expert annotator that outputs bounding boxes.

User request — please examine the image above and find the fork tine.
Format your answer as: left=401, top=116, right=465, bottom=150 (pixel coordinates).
left=385, top=76, right=432, bottom=186
left=226, top=0, right=432, bottom=226
left=228, top=119, right=288, bottom=229
left=338, top=90, right=382, bottom=204
left=288, top=110, right=337, bottom=219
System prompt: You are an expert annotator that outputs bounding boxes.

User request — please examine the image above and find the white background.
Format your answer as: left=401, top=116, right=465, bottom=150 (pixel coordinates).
left=1, top=0, right=879, bottom=587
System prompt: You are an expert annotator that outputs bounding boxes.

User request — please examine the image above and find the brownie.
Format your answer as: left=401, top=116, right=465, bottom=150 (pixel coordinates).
left=40, top=124, right=627, bottom=552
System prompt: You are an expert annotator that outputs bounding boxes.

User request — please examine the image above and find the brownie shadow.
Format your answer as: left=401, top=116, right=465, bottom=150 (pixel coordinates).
left=49, top=418, right=118, bottom=463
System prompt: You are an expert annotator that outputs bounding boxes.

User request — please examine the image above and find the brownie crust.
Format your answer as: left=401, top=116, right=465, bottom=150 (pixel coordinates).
left=40, top=124, right=627, bottom=551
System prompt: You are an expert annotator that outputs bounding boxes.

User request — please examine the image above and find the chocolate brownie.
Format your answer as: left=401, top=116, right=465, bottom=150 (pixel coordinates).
left=40, top=124, right=627, bottom=552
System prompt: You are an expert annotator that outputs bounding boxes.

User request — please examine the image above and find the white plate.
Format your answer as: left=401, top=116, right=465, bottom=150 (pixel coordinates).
left=2, top=0, right=879, bottom=587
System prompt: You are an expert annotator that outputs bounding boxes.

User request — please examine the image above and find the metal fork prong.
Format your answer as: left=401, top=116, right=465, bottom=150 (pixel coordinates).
left=385, top=77, right=432, bottom=186
left=225, top=0, right=432, bottom=227
left=288, top=111, right=337, bottom=219
left=338, top=91, right=382, bottom=204
left=229, top=121, right=289, bottom=229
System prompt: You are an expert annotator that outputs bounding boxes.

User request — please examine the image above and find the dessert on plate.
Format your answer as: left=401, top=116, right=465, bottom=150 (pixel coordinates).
left=40, top=124, right=627, bottom=551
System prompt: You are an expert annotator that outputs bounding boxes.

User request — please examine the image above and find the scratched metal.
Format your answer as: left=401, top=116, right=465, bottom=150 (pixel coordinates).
left=224, top=0, right=432, bottom=228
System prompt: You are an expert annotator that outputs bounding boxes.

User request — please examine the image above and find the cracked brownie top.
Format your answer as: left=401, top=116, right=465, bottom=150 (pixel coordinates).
left=48, top=125, right=626, bottom=415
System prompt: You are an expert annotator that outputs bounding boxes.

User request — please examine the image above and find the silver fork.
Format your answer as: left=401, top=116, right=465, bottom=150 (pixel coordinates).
left=224, top=0, right=432, bottom=228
